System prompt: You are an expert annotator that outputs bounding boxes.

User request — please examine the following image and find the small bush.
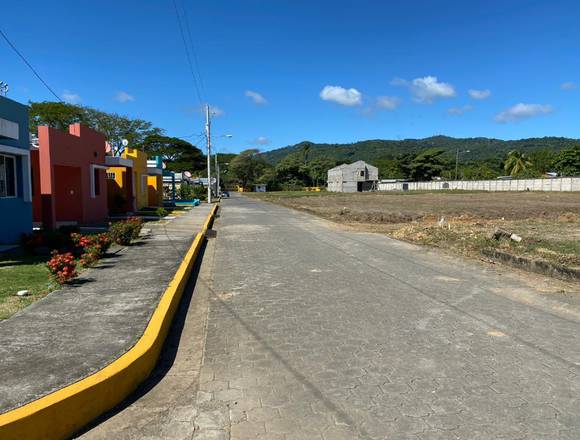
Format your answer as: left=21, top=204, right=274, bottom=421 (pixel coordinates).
left=109, top=217, right=143, bottom=245
left=126, top=217, right=143, bottom=239
left=156, top=207, right=168, bottom=218
left=71, top=233, right=112, bottom=267
left=192, top=185, right=207, bottom=201
left=47, top=251, right=77, bottom=284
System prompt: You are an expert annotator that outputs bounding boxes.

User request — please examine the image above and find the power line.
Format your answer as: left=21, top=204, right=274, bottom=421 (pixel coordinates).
left=0, top=28, right=63, bottom=102
left=171, top=0, right=204, bottom=107
left=180, top=0, right=207, bottom=100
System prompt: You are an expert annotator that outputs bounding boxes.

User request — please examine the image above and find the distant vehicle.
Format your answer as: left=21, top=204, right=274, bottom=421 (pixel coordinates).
left=221, top=190, right=230, bottom=198
left=545, top=172, right=558, bottom=178
left=496, top=176, right=513, bottom=180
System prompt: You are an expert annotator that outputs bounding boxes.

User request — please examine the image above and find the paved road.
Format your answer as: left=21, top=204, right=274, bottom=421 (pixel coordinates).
left=194, top=195, right=580, bottom=440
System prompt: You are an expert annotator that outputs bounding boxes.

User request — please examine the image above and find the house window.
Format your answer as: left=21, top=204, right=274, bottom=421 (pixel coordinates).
left=360, top=170, right=365, bottom=177
left=0, top=154, right=17, bottom=198
left=106, top=172, right=116, bottom=180
left=94, top=168, right=101, bottom=196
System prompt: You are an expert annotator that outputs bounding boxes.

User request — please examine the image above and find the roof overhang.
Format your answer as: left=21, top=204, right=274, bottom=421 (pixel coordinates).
left=106, top=156, right=133, bottom=168
left=0, top=144, right=29, bottom=156
left=147, top=167, right=163, bottom=176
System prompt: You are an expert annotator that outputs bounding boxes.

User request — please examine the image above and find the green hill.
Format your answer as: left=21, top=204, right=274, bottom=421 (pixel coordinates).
left=260, top=136, right=579, bottom=164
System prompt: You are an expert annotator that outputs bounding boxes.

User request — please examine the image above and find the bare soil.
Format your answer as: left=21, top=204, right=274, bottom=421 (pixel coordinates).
left=248, top=191, right=580, bottom=270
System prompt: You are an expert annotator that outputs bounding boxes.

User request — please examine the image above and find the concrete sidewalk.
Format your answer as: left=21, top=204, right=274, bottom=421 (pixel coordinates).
left=0, top=204, right=212, bottom=414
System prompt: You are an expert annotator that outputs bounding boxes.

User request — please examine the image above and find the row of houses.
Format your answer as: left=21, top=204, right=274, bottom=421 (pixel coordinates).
left=0, top=96, right=169, bottom=244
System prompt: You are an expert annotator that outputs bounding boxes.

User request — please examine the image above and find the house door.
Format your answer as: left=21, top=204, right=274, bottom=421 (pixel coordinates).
left=54, top=165, right=83, bottom=222
left=357, top=182, right=363, bottom=192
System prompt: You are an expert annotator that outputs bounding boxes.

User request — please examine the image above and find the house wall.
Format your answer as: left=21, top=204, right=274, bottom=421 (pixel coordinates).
left=36, top=124, right=108, bottom=228
left=378, top=177, right=580, bottom=192
left=147, top=175, right=163, bottom=206
left=0, top=96, right=32, bottom=243
left=106, top=166, right=134, bottom=213
left=30, top=148, right=42, bottom=223
left=327, top=161, right=379, bottom=193
left=147, top=157, right=163, bottom=206
left=327, top=167, right=344, bottom=192
left=123, top=148, right=149, bottom=210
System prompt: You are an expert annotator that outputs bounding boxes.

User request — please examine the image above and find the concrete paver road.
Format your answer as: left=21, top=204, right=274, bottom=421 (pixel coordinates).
left=195, top=195, right=580, bottom=440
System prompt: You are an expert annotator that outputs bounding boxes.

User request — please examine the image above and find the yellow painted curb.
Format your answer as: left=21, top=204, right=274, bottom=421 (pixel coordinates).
left=0, top=204, right=219, bottom=440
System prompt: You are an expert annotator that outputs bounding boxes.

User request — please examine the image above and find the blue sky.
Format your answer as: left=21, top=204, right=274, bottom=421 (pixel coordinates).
left=2, top=0, right=580, bottom=154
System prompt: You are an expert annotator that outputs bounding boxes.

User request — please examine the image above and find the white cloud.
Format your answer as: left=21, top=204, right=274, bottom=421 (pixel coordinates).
left=410, top=76, right=455, bottom=103
left=376, top=96, right=400, bottom=111
left=389, top=77, right=408, bottom=87
left=245, top=90, right=267, bottom=105
left=62, top=90, right=81, bottom=104
left=320, top=85, right=362, bottom=106
left=468, top=89, right=491, bottom=100
left=252, top=136, right=270, bottom=145
left=392, top=76, right=455, bottom=103
left=210, top=105, right=225, bottom=117
left=448, top=105, right=473, bottom=115
left=494, top=103, right=553, bottom=123
left=561, top=81, right=577, bottom=90
left=114, top=91, right=135, bottom=103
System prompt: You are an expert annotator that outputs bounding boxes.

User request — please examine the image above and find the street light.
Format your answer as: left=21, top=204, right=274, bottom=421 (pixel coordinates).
left=455, top=148, right=470, bottom=180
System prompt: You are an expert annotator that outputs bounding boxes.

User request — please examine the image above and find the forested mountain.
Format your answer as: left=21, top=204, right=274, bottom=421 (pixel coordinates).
left=260, top=136, right=579, bottom=164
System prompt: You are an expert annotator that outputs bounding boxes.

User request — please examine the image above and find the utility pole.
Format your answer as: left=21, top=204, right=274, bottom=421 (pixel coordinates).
left=205, top=104, right=212, bottom=204
left=215, top=153, right=221, bottom=196
left=455, top=148, right=460, bottom=181
left=455, top=148, right=470, bottom=180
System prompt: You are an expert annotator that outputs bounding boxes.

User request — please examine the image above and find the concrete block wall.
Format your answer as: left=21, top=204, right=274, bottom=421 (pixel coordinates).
left=378, top=177, right=580, bottom=192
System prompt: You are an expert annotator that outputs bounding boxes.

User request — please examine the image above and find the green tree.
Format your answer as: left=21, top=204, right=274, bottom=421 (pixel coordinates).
left=229, top=149, right=267, bottom=188
left=29, top=101, right=160, bottom=156
left=408, top=149, right=448, bottom=181
left=141, top=135, right=204, bottom=172
left=29, top=101, right=88, bottom=133
left=307, top=157, right=335, bottom=186
left=504, top=150, right=533, bottom=177
left=552, top=146, right=580, bottom=176
left=275, top=153, right=309, bottom=184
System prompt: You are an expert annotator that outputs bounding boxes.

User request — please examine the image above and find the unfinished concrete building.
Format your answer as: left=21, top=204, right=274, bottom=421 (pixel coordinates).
left=327, top=160, right=379, bottom=192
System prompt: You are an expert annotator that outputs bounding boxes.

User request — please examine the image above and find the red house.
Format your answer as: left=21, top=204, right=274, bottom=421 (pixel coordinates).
left=31, top=124, right=109, bottom=229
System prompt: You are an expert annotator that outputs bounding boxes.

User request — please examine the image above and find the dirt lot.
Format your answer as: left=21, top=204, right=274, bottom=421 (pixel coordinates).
left=247, top=191, right=580, bottom=271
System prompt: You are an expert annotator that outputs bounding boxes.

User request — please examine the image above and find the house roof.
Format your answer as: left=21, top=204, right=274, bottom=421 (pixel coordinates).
left=328, top=160, right=377, bottom=172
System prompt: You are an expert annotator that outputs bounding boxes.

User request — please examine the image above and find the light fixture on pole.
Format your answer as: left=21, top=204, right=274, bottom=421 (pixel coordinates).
left=455, top=148, right=470, bottom=180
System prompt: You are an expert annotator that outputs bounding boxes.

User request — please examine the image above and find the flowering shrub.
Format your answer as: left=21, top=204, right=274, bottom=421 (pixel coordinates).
left=126, top=217, right=143, bottom=239
left=109, top=217, right=143, bottom=245
left=47, top=251, right=77, bottom=284
left=71, top=233, right=112, bottom=267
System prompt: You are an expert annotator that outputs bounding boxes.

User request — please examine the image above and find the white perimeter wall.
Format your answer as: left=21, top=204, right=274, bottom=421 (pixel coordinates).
left=378, top=177, right=580, bottom=192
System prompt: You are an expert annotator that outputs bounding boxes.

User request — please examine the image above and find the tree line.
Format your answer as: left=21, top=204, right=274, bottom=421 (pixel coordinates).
left=29, top=101, right=580, bottom=191
left=29, top=101, right=206, bottom=173
left=223, top=144, right=580, bottom=190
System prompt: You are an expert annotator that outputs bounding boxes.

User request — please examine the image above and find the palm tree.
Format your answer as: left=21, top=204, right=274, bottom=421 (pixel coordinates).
left=504, top=150, right=532, bottom=176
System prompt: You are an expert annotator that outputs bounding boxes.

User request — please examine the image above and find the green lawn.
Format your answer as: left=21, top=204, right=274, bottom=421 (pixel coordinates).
left=0, top=253, right=57, bottom=320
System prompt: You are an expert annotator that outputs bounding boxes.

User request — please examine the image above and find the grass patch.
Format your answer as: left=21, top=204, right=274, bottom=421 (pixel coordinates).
left=0, top=253, right=58, bottom=320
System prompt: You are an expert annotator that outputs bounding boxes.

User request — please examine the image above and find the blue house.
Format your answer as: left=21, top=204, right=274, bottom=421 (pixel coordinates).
left=0, top=96, right=32, bottom=244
